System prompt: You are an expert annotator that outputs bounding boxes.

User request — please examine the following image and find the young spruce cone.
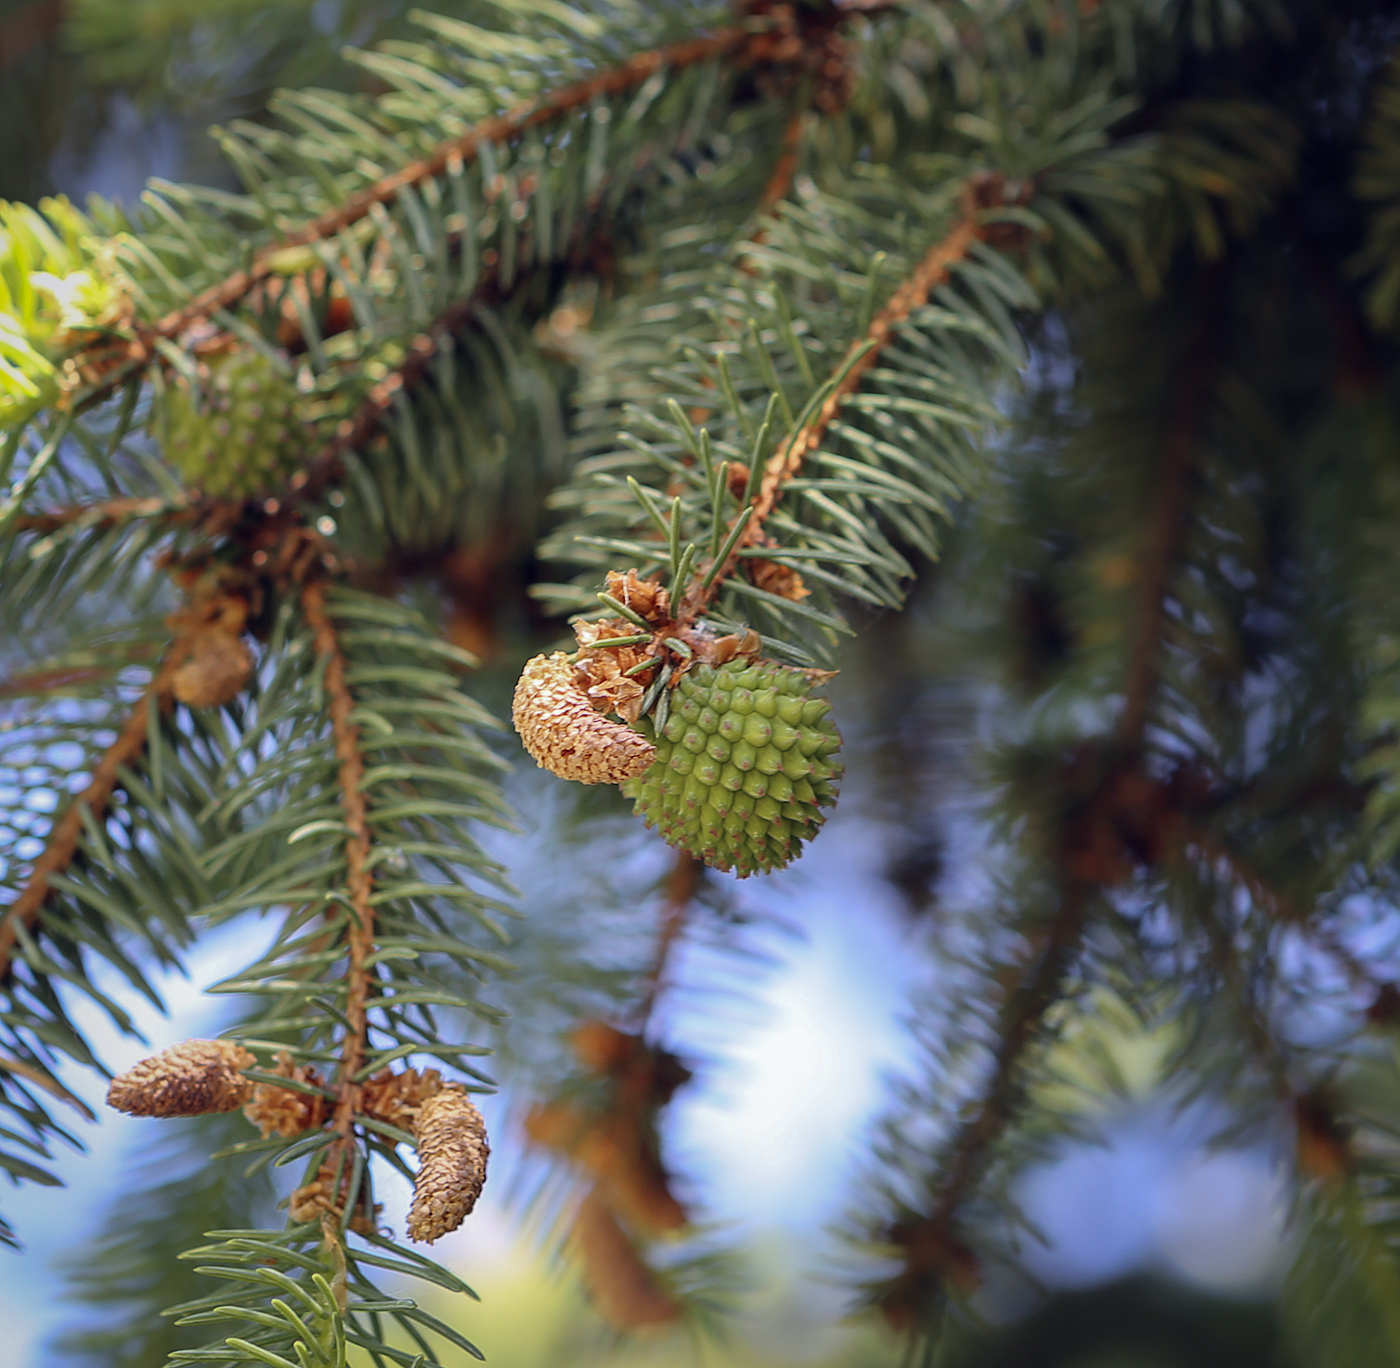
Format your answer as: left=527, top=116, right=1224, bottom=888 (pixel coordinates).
left=107, top=1039, right=254, bottom=1117
left=406, top=1088, right=489, bottom=1243
left=623, top=659, right=841, bottom=876
left=163, top=349, right=304, bottom=498
left=512, top=651, right=656, bottom=784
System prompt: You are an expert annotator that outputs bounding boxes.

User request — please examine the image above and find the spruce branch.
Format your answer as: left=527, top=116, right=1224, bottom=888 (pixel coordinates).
left=298, top=579, right=375, bottom=1158
left=64, top=0, right=893, bottom=412
left=880, top=269, right=1226, bottom=1331
left=880, top=881, right=1089, bottom=1330
left=1114, top=275, right=1222, bottom=748
left=12, top=494, right=186, bottom=537
left=683, top=173, right=1008, bottom=620
left=632, top=850, right=702, bottom=1031
left=140, top=26, right=753, bottom=345
left=0, top=637, right=188, bottom=986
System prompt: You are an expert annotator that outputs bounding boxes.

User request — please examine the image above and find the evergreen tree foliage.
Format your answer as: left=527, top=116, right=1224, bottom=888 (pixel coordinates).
left=5, top=0, right=1400, bottom=1364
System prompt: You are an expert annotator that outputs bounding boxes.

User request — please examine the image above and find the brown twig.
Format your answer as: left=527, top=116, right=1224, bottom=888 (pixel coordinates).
left=0, top=649, right=159, bottom=701
left=757, top=109, right=808, bottom=215
left=281, top=271, right=504, bottom=510
left=688, top=188, right=991, bottom=617
left=139, top=28, right=758, bottom=350
left=0, top=641, right=188, bottom=986
left=0, top=0, right=62, bottom=72
left=12, top=495, right=187, bottom=537
left=299, top=580, right=376, bottom=1147
left=632, top=851, right=702, bottom=1032
left=1114, top=282, right=1220, bottom=748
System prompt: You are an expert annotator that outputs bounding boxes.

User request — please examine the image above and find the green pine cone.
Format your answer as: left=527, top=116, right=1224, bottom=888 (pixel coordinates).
left=163, top=350, right=305, bottom=498
left=622, top=659, right=842, bottom=876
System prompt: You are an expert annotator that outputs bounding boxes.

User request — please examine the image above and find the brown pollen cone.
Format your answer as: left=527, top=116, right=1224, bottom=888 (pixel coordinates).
left=512, top=652, right=655, bottom=784
left=407, top=1087, right=490, bottom=1243
left=571, top=1190, right=681, bottom=1330
left=107, top=1039, right=255, bottom=1117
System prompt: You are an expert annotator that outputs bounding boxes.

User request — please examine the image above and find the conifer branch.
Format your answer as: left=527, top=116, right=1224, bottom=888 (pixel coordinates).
left=1115, top=281, right=1220, bottom=748
left=1183, top=821, right=1388, bottom=1003
left=140, top=26, right=756, bottom=349
left=299, top=580, right=375, bottom=1149
left=13, top=494, right=187, bottom=536
left=0, top=640, right=188, bottom=987
left=883, top=279, right=1223, bottom=1326
left=687, top=184, right=993, bottom=617
left=0, top=1050, right=97, bottom=1120
left=632, top=851, right=702, bottom=1031
left=881, top=881, right=1088, bottom=1327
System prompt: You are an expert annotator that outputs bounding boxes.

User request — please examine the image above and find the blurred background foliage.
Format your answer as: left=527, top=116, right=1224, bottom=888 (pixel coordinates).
left=3, top=0, right=1399, bottom=1365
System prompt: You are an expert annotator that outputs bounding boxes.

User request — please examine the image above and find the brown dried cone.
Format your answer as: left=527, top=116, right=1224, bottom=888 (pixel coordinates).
left=406, top=1087, right=490, bottom=1243
left=512, top=652, right=656, bottom=784
left=243, top=1051, right=328, bottom=1138
left=172, top=628, right=254, bottom=707
left=107, top=1039, right=255, bottom=1117
left=571, top=1190, right=681, bottom=1330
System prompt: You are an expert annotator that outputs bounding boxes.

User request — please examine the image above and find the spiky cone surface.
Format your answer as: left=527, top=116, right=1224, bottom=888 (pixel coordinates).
left=162, top=349, right=305, bottom=498
left=512, top=651, right=656, bottom=783
left=622, top=659, right=842, bottom=876
left=407, top=1088, right=489, bottom=1243
left=107, top=1039, right=255, bottom=1117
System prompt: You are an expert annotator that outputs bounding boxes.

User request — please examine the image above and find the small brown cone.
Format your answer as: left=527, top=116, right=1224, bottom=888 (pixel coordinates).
left=173, top=630, right=254, bottom=708
left=107, top=1039, right=255, bottom=1117
left=572, top=1191, right=681, bottom=1330
left=407, top=1088, right=489, bottom=1243
left=512, top=652, right=655, bottom=784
